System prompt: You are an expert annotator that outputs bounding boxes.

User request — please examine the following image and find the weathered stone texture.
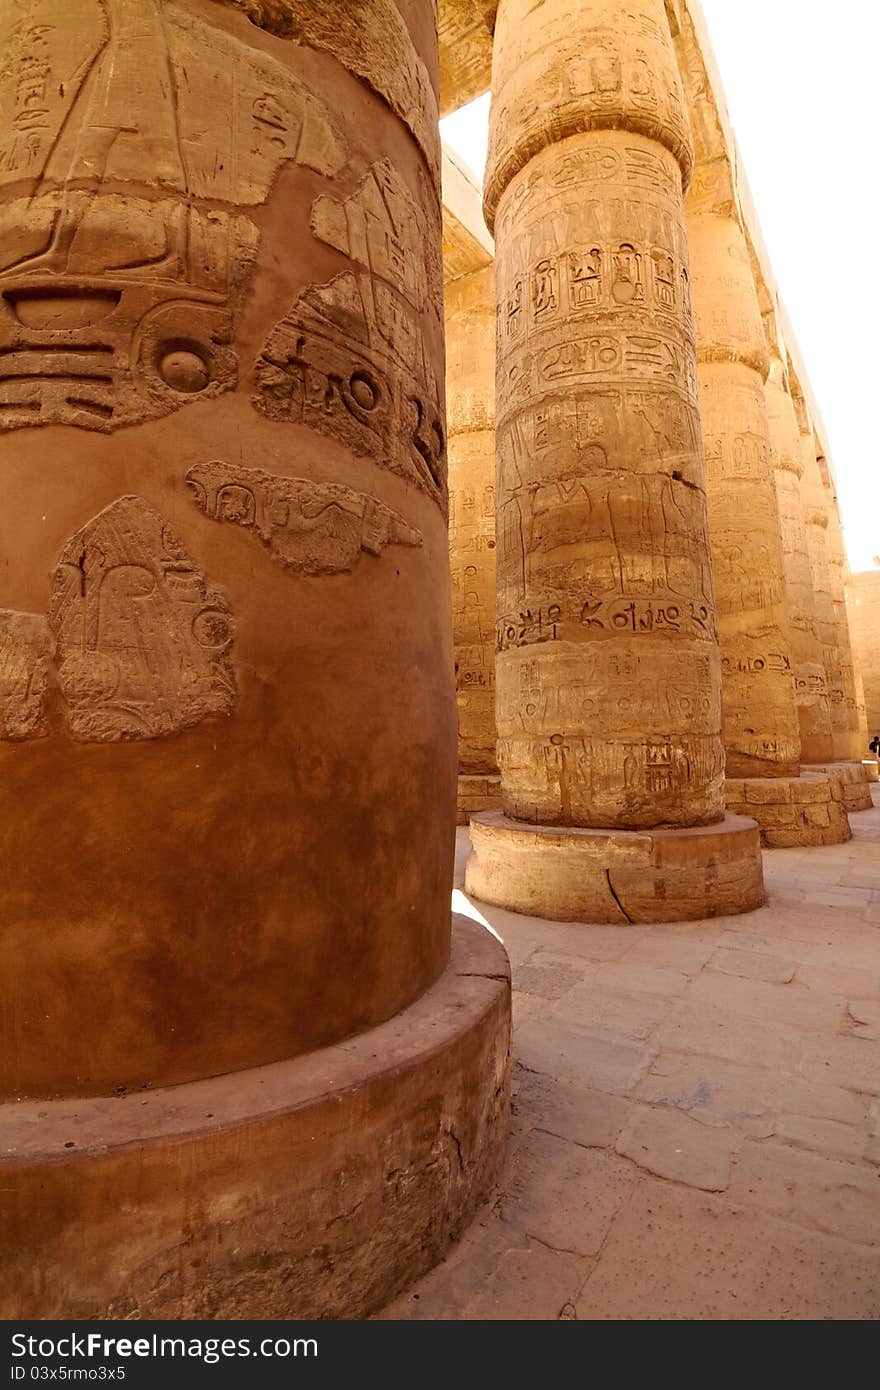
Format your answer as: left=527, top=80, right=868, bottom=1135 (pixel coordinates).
left=765, top=356, right=834, bottom=762
left=847, top=569, right=880, bottom=742
left=447, top=263, right=499, bottom=811
left=687, top=213, right=800, bottom=780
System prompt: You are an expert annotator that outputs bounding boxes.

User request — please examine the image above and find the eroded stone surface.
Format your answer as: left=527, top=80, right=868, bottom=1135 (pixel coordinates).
left=254, top=160, right=445, bottom=510
left=51, top=496, right=237, bottom=742
left=187, top=460, right=422, bottom=575
left=687, top=212, right=800, bottom=781
left=724, top=774, right=851, bottom=849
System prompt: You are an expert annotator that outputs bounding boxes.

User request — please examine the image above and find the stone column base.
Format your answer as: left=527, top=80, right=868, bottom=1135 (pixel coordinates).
left=725, top=775, right=851, bottom=848
left=863, top=759, right=880, bottom=783
left=0, top=918, right=510, bottom=1320
left=465, top=811, right=764, bottom=924
left=802, top=761, right=874, bottom=813
left=457, top=773, right=502, bottom=825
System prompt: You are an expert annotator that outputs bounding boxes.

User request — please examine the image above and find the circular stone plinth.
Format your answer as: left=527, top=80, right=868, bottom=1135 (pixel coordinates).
left=0, top=917, right=510, bottom=1320
left=465, top=812, right=764, bottom=924
left=863, top=759, right=880, bottom=784
left=802, top=762, right=874, bottom=813
left=725, top=775, right=852, bottom=848
left=457, top=773, right=502, bottom=826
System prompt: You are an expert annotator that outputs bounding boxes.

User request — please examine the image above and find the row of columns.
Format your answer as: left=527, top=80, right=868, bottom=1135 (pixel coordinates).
left=450, top=0, right=872, bottom=922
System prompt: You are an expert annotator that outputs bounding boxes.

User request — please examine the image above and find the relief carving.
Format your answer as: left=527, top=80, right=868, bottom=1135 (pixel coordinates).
left=187, top=459, right=422, bottom=575
left=0, top=610, right=52, bottom=740
left=0, top=496, right=235, bottom=743
left=0, top=0, right=345, bottom=432
left=217, top=0, right=440, bottom=188
left=254, top=161, right=446, bottom=510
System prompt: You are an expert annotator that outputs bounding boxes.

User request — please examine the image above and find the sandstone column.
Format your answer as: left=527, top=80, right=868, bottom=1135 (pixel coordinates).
left=446, top=260, right=501, bottom=822
left=0, top=0, right=510, bottom=1318
left=685, top=216, right=849, bottom=847
left=824, top=473, right=869, bottom=759
left=764, top=354, right=835, bottom=763
left=847, top=569, right=880, bottom=743
left=798, top=400, right=873, bottom=810
left=464, top=0, right=763, bottom=922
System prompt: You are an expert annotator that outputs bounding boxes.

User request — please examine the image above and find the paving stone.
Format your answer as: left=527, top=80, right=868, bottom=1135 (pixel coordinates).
left=773, top=1114, right=868, bottom=1162
left=516, top=1016, right=652, bottom=1095
left=512, top=1066, right=633, bottom=1151
left=462, top=1241, right=590, bottom=1320
left=576, top=1180, right=880, bottom=1320
left=796, top=962, right=880, bottom=1000
left=501, top=1129, right=637, bottom=1257
left=847, top=1000, right=880, bottom=1039
left=551, top=983, right=672, bottom=1043
left=616, top=1105, right=737, bottom=1191
left=729, top=1140, right=880, bottom=1245
left=715, top=927, right=820, bottom=963
left=528, top=925, right=644, bottom=964
left=800, top=1034, right=880, bottom=1096
left=512, top=962, right=583, bottom=1000
left=374, top=1216, right=514, bottom=1321
left=655, top=1001, right=804, bottom=1073
left=639, top=1053, right=865, bottom=1132
left=709, top=947, right=797, bottom=984
left=592, top=962, right=691, bottom=998
left=684, top=970, right=846, bottom=1034
left=621, top=934, right=718, bottom=974
left=511, top=991, right=547, bottom=1027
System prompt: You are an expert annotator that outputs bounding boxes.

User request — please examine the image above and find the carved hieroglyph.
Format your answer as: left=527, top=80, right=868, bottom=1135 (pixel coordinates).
left=765, top=356, right=834, bottom=763
left=447, top=264, right=497, bottom=781
left=687, top=213, right=800, bottom=778
left=438, top=0, right=495, bottom=116
left=0, top=0, right=345, bottom=432
left=254, top=161, right=446, bottom=509
left=484, top=0, right=726, bottom=830
left=187, top=460, right=422, bottom=575
left=0, top=496, right=235, bottom=743
left=219, top=0, right=441, bottom=188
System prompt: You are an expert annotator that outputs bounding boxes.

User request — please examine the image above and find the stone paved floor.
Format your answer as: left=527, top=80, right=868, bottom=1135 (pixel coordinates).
left=380, top=790, right=880, bottom=1320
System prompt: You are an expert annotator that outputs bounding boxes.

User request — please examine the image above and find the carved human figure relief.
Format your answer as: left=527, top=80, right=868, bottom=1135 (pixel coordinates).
left=48, top=497, right=236, bottom=742
left=186, top=460, right=422, bottom=575
left=0, top=0, right=345, bottom=432
left=0, top=611, right=52, bottom=740
left=254, top=161, right=445, bottom=509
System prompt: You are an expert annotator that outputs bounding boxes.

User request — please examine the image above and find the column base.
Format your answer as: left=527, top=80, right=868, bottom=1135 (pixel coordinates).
left=725, top=775, right=851, bottom=848
left=0, top=917, right=510, bottom=1320
left=863, top=759, right=880, bottom=784
left=457, top=773, right=502, bottom=826
left=465, top=811, right=764, bottom=924
left=802, top=761, right=874, bottom=813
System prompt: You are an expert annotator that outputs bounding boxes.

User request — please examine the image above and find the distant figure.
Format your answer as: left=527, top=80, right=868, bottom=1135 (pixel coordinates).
left=869, top=735, right=880, bottom=758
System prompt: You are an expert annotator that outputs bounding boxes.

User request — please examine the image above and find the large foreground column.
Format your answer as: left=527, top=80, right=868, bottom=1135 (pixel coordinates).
left=465, top=0, right=763, bottom=922
left=685, top=216, right=848, bottom=847
left=0, top=0, right=509, bottom=1317
left=447, top=261, right=501, bottom=822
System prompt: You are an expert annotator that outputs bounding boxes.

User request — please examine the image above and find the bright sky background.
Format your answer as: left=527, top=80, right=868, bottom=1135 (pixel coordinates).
left=440, top=1, right=880, bottom=572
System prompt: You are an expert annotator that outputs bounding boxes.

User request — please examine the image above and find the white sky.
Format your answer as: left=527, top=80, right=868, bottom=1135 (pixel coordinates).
left=440, top=0, right=880, bottom=572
